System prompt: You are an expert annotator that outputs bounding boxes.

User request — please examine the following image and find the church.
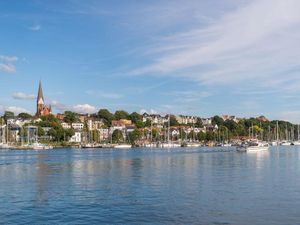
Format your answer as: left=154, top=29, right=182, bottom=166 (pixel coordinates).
left=36, top=81, right=52, bottom=116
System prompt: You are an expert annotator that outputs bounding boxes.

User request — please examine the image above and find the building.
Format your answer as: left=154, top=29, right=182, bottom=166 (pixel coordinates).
left=72, top=123, right=84, bottom=130
left=61, top=122, right=71, bottom=129
left=70, top=132, right=81, bottom=143
left=36, top=81, right=52, bottom=117
left=222, top=115, right=241, bottom=123
left=142, top=113, right=168, bottom=125
left=175, top=115, right=197, bottom=124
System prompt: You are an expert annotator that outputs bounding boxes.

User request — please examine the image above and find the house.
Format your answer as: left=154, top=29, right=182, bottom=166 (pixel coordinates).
left=61, top=122, right=71, bottom=129
left=87, top=119, right=104, bottom=131
left=142, top=113, right=168, bottom=125
left=222, top=115, right=241, bottom=123
left=175, top=115, right=197, bottom=124
left=72, top=123, right=84, bottom=130
left=98, top=128, right=109, bottom=141
left=70, top=132, right=81, bottom=143
left=201, top=118, right=212, bottom=126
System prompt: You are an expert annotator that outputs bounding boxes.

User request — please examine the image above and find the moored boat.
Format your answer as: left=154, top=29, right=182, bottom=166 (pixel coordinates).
left=237, top=140, right=269, bottom=152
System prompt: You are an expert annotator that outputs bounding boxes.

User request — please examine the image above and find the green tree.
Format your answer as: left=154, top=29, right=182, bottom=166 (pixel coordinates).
left=169, top=115, right=179, bottom=126
left=206, top=131, right=215, bottom=141
left=98, top=109, right=114, bottom=126
left=128, top=129, right=142, bottom=145
left=223, top=120, right=238, bottom=132
left=114, top=110, right=129, bottom=120
left=188, top=130, right=196, bottom=140
left=3, top=111, right=14, bottom=121
left=144, top=119, right=151, bottom=127
left=64, top=111, right=78, bottom=123
left=195, top=118, right=203, bottom=128
left=129, top=112, right=142, bottom=124
left=112, top=129, right=124, bottom=143
left=197, top=131, right=206, bottom=141
left=18, top=112, right=33, bottom=120
left=212, top=116, right=224, bottom=126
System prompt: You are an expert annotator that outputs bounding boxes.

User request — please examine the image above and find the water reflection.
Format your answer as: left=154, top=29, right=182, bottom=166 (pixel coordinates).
left=1, top=147, right=300, bottom=224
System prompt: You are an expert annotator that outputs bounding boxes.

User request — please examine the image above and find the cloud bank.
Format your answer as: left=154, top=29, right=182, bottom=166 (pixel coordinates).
left=132, top=0, right=300, bottom=91
left=0, top=54, right=18, bottom=74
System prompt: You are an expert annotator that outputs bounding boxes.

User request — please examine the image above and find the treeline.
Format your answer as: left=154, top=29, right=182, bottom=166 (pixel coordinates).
left=1, top=110, right=299, bottom=142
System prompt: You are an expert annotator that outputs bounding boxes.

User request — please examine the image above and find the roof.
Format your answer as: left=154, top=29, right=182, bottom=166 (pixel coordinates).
left=37, top=80, right=44, bottom=103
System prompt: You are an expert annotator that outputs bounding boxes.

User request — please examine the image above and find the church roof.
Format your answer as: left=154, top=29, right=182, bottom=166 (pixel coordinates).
left=37, top=80, right=44, bottom=102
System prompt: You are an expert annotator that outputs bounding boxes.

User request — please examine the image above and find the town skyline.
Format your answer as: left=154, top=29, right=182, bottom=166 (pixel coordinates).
left=1, top=0, right=300, bottom=122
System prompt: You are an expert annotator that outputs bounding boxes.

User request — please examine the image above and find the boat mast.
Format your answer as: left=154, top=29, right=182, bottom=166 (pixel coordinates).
left=276, top=121, right=279, bottom=142
left=167, top=114, right=170, bottom=144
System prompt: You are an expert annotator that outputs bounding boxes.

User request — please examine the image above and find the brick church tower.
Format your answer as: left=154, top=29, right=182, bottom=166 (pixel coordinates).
left=36, top=81, right=52, bottom=117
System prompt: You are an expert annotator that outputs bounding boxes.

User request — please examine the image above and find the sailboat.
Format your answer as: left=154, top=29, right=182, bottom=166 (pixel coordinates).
left=237, top=123, right=269, bottom=152
left=292, top=125, right=300, bottom=145
left=159, top=114, right=181, bottom=148
left=280, top=125, right=292, bottom=146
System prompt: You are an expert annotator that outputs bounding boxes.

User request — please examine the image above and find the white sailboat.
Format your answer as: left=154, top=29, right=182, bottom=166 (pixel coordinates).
left=292, top=125, right=300, bottom=145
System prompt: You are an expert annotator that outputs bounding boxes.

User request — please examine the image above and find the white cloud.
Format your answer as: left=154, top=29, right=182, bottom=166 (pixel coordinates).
left=0, top=54, right=18, bottom=74
left=28, top=24, right=41, bottom=31
left=140, top=109, right=159, bottom=115
left=85, top=90, right=123, bottom=99
left=0, top=105, right=31, bottom=115
left=0, top=55, right=18, bottom=62
left=50, top=100, right=97, bottom=114
left=280, top=111, right=300, bottom=124
left=132, top=0, right=300, bottom=91
left=12, top=92, right=35, bottom=100
left=0, top=63, right=16, bottom=73
left=72, top=104, right=97, bottom=114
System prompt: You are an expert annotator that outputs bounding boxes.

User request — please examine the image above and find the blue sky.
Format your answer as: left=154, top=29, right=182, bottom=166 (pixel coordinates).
left=1, top=0, right=300, bottom=122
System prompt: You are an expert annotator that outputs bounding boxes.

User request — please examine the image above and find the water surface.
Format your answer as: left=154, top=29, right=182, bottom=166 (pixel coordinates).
left=1, top=147, right=300, bottom=224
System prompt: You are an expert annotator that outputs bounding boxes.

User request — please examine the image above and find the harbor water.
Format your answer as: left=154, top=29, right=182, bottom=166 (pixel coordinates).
left=1, top=146, right=300, bottom=224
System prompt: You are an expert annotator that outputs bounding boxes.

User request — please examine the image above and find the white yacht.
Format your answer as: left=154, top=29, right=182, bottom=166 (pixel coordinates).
left=237, top=140, right=269, bottom=152
left=29, top=142, right=53, bottom=150
left=159, top=142, right=181, bottom=148
left=186, top=142, right=201, bottom=147
left=114, top=144, right=132, bottom=149
left=280, top=141, right=291, bottom=146
left=0, top=143, right=10, bottom=149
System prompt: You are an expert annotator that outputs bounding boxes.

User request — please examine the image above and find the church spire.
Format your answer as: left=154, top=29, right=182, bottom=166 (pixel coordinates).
left=37, top=80, right=44, bottom=104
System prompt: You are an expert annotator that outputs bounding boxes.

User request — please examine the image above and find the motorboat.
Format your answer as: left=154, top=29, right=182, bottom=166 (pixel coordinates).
left=292, top=141, right=300, bottom=146
left=30, top=142, right=53, bottom=150
left=237, top=140, right=269, bottom=152
left=158, top=142, right=181, bottom=148
left=114, top=144, right=132, bottom=149
left=280, top=141, right=292, bottom=146
left=0, top=143, right=10, bottom=149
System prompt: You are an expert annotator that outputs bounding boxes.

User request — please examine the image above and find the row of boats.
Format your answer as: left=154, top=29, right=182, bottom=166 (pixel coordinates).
left=1, top=140, right=298, bottom=152
left=0, top=142, right=53, bottom=150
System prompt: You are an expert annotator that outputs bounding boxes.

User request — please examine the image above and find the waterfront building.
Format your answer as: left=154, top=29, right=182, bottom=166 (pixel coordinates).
left=222, top=115, right=241, bottom=123
left=175, top=115, right=197, bottom=124
left=142, top=113, right=168, bottom=125
left=87, top=119, right=104, bottom=131
left=36, top=81, right=52, bottom=117
left=201, top=118, right=212, bottom=126
left=71, top=123, right=84, bottom=130
left=70, top=132, right=81, bottom=143
left=61, top=122, right=71, bottom=129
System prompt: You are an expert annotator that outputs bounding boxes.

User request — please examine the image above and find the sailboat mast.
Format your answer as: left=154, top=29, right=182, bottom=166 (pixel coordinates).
left=167, top=114, right=170, bottom=144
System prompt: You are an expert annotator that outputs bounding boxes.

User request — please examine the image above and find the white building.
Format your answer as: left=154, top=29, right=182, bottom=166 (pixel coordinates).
left=70, top=132, right=81, bottom=143
left=175, top=115, right=197, bottom=124
left=87, top=119, right=104, bottom=131
left=72, top=123, right=84, bottom=130
left=61, top=122, right=71, bottom=129
left=201, top=118, right=212, bottom=126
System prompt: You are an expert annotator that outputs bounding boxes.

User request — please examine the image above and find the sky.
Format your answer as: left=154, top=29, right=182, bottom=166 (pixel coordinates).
left=1, top=0, right=300, bottom=122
